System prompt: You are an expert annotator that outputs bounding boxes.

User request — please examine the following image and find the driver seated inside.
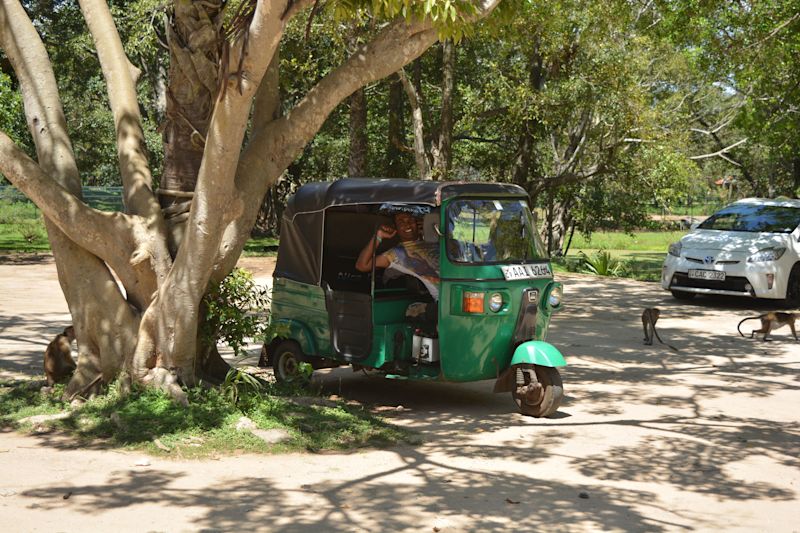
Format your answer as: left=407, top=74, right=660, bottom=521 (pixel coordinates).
left=355, top=212, right=440, bottom=300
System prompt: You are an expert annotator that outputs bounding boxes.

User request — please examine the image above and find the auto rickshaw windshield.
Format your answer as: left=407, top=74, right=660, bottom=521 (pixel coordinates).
left=446, top=199, right=547, bottom=264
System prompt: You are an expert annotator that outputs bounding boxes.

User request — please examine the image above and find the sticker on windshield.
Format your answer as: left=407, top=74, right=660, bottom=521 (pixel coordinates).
left=501, top=264, right=552, bottom=281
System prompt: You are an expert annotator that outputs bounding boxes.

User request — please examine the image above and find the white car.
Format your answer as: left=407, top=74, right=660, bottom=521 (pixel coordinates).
left=662, top=197, right=800, bottom=305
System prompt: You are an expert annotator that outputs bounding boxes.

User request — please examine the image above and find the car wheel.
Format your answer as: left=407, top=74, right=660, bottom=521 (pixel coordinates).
left=671, top=289, right=696, bottom=301
left=784, top=263, right=800, bottom=308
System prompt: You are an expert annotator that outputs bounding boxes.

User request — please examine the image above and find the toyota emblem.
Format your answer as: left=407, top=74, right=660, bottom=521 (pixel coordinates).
left=703, top=256, right=715, bottom=265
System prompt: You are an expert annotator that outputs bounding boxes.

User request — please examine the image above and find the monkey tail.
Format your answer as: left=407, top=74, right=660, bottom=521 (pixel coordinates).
left=652, top=326, right=680, bottom=352
left=737, top=316, right=758, bottom=337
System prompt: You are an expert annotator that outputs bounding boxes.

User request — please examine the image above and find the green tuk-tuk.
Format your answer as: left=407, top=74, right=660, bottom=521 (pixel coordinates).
left=260, top=178, right=566, bottom=416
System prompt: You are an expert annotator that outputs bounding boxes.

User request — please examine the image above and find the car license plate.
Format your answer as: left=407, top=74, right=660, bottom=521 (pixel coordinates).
left=501, top=264, right=552, bottom=281
left=688, top=269, right=725, bottom=281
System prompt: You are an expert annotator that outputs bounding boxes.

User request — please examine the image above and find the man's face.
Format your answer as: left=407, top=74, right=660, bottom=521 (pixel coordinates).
left=394, top=213, right=419, bottom=241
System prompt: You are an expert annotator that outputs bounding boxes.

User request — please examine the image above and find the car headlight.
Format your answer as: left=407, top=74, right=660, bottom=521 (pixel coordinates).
left=747, top=247, right=786, bottom=262
left=488, top=292, right=503, bottom=313
left=547, top=285, right=563, bottom=308
left=668, top=241, right=682, bottom=257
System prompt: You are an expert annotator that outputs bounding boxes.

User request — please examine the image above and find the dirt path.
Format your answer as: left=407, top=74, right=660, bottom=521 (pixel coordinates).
left=1, top=256, right=798, bottom=532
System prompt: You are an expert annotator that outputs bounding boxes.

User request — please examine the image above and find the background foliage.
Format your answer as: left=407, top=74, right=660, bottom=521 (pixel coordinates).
left=1, top=0, right=798, bottom=245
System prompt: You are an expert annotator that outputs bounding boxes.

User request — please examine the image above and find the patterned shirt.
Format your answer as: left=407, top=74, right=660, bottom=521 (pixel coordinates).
left=383, top=241, right=440, bottom=300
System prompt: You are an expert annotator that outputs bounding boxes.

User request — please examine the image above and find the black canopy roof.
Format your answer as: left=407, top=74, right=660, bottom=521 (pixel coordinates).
left=284, top=178, right=528, bottom=219
left=275, top=178, right=529, bottom=285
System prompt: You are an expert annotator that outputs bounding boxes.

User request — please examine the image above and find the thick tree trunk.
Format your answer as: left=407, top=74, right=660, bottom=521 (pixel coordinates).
left=386, top=76, right=407, bottom=178
left=1, top=0, right=140, bottom=399
left=159, top=0, right=222, bottom=256
left=512, top=45, right=545, bottom=192
left=397, top=68, right=432, bottom=179
left=348, top=88, right=368, bottom=176
left=794, top=157, right=800, bottom=194
left=433, top=40, right=455, bottom=180
left=549, top=198, right=573, bottom=255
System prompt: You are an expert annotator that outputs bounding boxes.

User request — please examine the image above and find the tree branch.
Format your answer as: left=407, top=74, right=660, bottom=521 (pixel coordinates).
left=0, top=132, right=160, bottom=308
left=689, top=137, right=748, bottom=160
left=746, top=12, right=800, bottom=50
left=0, top=0, right=158, bottom=309
left=78, top=1, right=167, bottom=235
left=212, top=0, right=503, bottom=283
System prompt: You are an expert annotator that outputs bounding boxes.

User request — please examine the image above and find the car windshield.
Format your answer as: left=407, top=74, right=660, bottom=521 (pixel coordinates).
left=446, top=199, right=547, bottom=264
left=698, top=203, right=800, bottom=233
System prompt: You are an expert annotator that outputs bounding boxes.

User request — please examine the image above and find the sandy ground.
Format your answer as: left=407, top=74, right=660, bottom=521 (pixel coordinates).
left=0, top=254, right=799, bottom=532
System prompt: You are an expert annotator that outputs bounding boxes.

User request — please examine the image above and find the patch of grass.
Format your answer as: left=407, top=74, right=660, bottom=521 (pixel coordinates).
left=0, top=382, right=67, bottom=421
left=242, top=236, right=279, bottom=257
left=0, top=198, right=278, bottom=255
left=569, top=231, right=684, bottom=252
left=0, top=199, right=50, bottom=252
left=0, top=378, right=411, bottom=458
left=559, top=249, right=665, bottom=282
left=559, top=231, right=679, bottom=282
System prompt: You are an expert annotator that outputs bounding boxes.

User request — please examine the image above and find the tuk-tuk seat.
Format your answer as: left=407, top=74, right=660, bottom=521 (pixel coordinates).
left=405, top=301, right=438, bottom=330
left=321, top=253, right=371, bottom=293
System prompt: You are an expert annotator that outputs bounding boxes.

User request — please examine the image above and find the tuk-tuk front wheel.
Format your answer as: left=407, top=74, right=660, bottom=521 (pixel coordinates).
left=512, top=365, right=563, bottom=417
left=271, top=341, right=310, bottom=385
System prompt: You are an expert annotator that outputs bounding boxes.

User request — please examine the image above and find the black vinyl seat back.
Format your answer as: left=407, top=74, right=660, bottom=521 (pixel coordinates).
left=323, top=283, right=372, bottom=359
left=320, top=209, right=394, bottom=359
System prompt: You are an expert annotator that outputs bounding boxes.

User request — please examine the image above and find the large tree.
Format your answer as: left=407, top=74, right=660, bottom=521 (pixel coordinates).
left=0, top=0, right=502, bottom=403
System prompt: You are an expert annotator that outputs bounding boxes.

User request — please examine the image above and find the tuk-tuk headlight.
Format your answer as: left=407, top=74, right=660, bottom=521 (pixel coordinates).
left=489, top=293, right=503, bottom=313
left=547, top=285, right=563, bottom=308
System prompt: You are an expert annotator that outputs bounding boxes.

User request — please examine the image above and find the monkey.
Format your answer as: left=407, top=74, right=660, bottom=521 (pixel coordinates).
left=44, top=326, right=76, bottom=386
left=642, top=308, right=679, bottom=352
left=737, top=312, right=799, bottom=342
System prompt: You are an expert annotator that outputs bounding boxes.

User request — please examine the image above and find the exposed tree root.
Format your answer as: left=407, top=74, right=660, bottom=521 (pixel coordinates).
left=142, top=367, right=189, bottom=406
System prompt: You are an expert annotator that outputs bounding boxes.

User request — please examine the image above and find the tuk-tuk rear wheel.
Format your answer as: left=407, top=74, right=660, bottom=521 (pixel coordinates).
left=511, top=365, right=563, bottom=417
left=271, top=341, right=310, bottom=385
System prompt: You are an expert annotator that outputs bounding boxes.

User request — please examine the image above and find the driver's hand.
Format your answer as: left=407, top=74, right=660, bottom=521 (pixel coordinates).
left=378, top=225, right=397, bottom=239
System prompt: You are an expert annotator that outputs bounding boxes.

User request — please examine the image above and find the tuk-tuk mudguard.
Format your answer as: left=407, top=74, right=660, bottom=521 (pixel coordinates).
left=511, top=341, right=566, bottom=368
left=271, top=319, right=317, bottom=357
left=493, top=341, right=566, bottom=394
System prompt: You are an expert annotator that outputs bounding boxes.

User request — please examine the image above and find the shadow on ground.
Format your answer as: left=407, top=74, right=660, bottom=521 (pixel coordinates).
left=5, top=265, right=799, bottom=531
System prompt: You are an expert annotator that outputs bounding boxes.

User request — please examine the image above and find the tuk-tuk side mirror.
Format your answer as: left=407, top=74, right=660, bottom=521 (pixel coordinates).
left=423, top=212, right=441, bottom=243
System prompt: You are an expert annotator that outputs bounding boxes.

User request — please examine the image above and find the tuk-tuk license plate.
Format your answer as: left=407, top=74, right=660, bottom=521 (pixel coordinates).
left=688, top=269, right=725, bottom=281
left=501, top=264, right=552, bottom=281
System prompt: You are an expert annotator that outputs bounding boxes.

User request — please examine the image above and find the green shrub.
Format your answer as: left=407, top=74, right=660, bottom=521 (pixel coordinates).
left=579, top=250, right=627, bottom=277
left=0, top=199, right=41, bottom=224
left=202, top=268, right=269, bottom=358
left=221, top=368, right=265, bottom=409
left=14, top=219, right=47, bottom=244
left=552, top=256, right=583, bottom=273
